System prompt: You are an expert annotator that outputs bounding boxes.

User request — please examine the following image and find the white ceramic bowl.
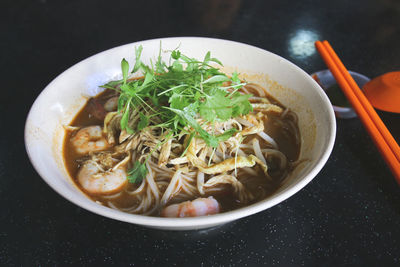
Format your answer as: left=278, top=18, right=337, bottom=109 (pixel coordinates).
left=25, top=37, right=336, bottom=230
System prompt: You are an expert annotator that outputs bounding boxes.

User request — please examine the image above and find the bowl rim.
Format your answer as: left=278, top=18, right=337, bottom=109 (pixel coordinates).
left=24, top=36, right=336, bottom=229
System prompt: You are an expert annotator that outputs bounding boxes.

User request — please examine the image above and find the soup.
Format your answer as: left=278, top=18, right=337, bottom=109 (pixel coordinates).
left=63, top=47, right=301, bottom=217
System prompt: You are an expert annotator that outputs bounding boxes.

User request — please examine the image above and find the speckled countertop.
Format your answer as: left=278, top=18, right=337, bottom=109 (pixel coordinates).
left=1, top=0, right=400, bottom=266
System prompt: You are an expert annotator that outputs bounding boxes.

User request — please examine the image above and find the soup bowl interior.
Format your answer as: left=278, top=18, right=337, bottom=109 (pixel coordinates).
left=25, top=37, right=335, bottom=230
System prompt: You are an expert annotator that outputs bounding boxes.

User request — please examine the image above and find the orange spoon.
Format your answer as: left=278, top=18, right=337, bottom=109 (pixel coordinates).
left=363, top=71, right=400, bottom=113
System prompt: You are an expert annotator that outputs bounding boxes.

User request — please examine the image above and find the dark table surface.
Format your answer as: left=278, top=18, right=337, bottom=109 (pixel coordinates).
left=2, top=0, right=400, bottom=266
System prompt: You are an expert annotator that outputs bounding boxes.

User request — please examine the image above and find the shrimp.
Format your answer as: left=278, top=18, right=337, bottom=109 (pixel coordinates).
left=87, top=98, right=107, bottom=120
left=70, top=126, right=110, bottom=155
left=104, top=96, right=119, bottom=112
left=77, top=161, right=127, bottom=195
left=161, top=197, right=220, bottom=218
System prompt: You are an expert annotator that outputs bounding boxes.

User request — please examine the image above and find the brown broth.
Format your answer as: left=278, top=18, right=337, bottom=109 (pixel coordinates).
left=63, top=90, right=114, bottom=186
left=63, top=87, right=301, bottom=215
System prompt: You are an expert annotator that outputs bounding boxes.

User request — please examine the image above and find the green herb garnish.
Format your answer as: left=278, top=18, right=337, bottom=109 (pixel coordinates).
left=127, top=160, right=148, bottom=184
left=103, top=46, right=253, bottom=183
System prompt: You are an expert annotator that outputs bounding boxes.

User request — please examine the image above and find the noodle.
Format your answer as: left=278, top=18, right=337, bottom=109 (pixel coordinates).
left=160, top=169, right=182, bottom=206
left=252, top=138, right=266, bottom=165
left=257, top=131, right=278, bottom=148
left=196, top=171, right=205, bottom=195
left=64, top=81, right=301, bottom=216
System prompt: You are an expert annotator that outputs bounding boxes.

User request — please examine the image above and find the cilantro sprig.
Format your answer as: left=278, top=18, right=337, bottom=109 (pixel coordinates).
left=127, top=160, right=147, bottom=184
left=102, top=46, right=253, bottom=183
left=103, top=46, right=252, bottom=146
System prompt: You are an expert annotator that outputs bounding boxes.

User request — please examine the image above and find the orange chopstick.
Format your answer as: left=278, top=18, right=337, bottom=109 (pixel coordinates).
left=315, top=40, right=400, bottom=184
left=322, top=41, right=400, bottom=162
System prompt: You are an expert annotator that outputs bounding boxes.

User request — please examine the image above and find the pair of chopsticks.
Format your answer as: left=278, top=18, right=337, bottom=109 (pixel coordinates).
left=315, top=40, right=400, bottom=184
